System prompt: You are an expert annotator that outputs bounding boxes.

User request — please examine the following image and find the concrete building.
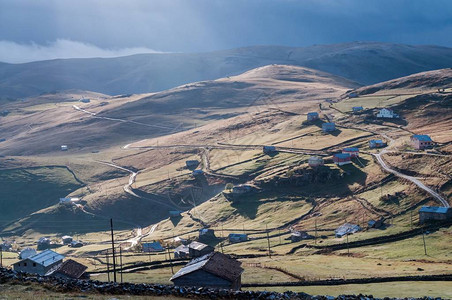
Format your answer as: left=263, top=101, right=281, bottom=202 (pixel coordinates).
left=188, top=241, right=214, bottom=258
left=419, top=206, right=452, bottom=224
left=170, top=252, right=243, bottom=290
left=342, top=147, right=360, bottom=158
left=333, top=153, right=352, bottom=165
left=369, top=139, right=387, bottom=149
left=308, top=156, right=324, bottom=168
left=377, top=108, right=399, bottom=119
left=411, top=135, right=434, bottom=150
left=228, top=233, right=248, bottom=243
left=307, top=112, right=319, bottom=122
left=13, top=249, right=64, bottom=275
left=322, top=122, right=336, bottom=133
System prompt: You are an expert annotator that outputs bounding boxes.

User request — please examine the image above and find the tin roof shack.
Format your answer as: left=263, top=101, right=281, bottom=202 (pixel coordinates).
left=37, top=237, right=51, bottom=250
left=411, top=135, right=434, bottom=150
left=46, top=259, right=88, bottom=279
left=290, top=230, right=314, bottom=242
left=335, top=223, right=361, bottom=238
left=369, top=139, right=387, bottom=149
left=352, top=106, right=363, bottom=114
left=189, top=241, right=214, bottom=258
left=69, top=241, right=83, bottom=248
left=263, top=145, right=277, bottom=155
left=19, top=248, right=37, bottom=259
left=142, top=242, right=164, bottom=253
left=185, top=160, right=199, bottom=170
left=170, top=252, right=243, bottom=290
left=368, top=218, right=385, bottom=229
left=13, top=249, right=64, bottom=275
left=174, top=244, right=190, bottom=259
left=308, top=156, right=324, bottom=168
left=228, top=233, right=248, bottom=244
left=307, top=112, right=319, bottom=122
left=322, top=122, right=336, bottom=133
left=419, top=206, right=452, bottom=224
left=333, top=153, right=352, bottom=166
left=342, top=147, right=360, bottom=158
left=61, top=236, right=73, bottom=245
left=377, top=108, right=399, bottom=119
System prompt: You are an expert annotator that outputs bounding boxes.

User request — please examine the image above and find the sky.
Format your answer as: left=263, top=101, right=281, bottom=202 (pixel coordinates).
left=1, top=0, right=452, bottom=63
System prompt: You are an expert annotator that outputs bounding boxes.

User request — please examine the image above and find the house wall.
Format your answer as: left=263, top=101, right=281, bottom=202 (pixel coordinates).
left=412, top=140, right=433, bottom=150
left=13, top=259, right=61, bottom=275
left=419, top=212, right=451, bottom=224
left=172, top=270, right=237, bottom=289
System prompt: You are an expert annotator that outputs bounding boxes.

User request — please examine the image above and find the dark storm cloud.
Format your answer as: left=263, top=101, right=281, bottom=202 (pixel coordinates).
left=1, top=0, right=452, bottom=62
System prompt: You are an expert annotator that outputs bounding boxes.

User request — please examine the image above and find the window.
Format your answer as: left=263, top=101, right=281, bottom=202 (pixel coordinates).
left=24, top=262, right=27, bottom=266
left=33, top=263, right=36, bottom=267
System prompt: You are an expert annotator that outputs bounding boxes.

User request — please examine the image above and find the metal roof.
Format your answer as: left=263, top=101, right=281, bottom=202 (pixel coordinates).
left=419, top=206, right=450, bottom=214
left=412, top=135, right=432, bottom=142
left=189, top=241, right=210, bottom=251
left=334, top=153, right=351, bottom=159
left=28, top=249, right=64, bottom=267
left=307, top=112, right=318, bottom=116
left=370, top=139, right=384, bottom=143
left=343, top=147, right=359, bottom=152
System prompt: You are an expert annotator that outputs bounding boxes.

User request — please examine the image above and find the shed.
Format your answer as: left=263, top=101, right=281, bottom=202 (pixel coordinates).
left=352, top=106, right=363, bottom=113
left=290, top=231, right=314, bottom=242
left=333, top=153, right=352, bottom=165
left=419, top=206, right=452, bottom=224
left=308, top=156, right=324, bottom=168
left=377, top=108, right=399, bottom=119
left=61, top=236, right=73, bottom=245
left=228, top=233, right=248, bottom=243
left=369, top=139, right=387, bottom=149
left=411, top=135, right=434, bottom=150
left=232, top=185, right=252, bottom=195
left=174, top=244, right=190, bottom=259
left=37, top=237, right=51, bottom=250
left=79, top=98, right=90, bottom=103
left=142, top=242, right=164, bottom=252
left=307, top=112, right=319, bottom=122
left=342, top=147, right=360, bottom=157
left=186, top=160, right=199, bottom=169
left=322, top=122, right=336, bottom=133
left=61, top=145, right=68, bottom=151
left=69, top=241, right=83, bottom=248
left=188, top=241, right=214, bottom=258
left=335, top=223, right=361, bottom=238
left=368, top=218, right=385, bottom=229
left=170, top=252, right=243, bottom=290
left=0, top=241, right=12, bottom=251
left=13, top=249, right=64, bottom=275
left=46, top=259, right=88, bottom=279
left=263, top=145, right=277, bottom=154
left=19, top=248, right=37, bottom=260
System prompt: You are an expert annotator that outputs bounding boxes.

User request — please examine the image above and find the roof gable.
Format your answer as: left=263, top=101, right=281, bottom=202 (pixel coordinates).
left=28, top=249, right=64, bottom=267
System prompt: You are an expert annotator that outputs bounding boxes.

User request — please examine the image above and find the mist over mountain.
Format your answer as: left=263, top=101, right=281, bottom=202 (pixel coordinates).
left=2, top=42, right=452, bottom=99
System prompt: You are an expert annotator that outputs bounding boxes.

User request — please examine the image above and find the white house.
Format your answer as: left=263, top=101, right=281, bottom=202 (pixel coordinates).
left=59, top=197, right=80, bottom=205
left=377, top=108, right=399, bottom=119
left=61, top=145, right=68, bottom=151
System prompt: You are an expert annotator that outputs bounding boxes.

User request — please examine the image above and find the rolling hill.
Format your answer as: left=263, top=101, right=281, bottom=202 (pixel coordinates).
left=2, top=42, right=452, bottom=99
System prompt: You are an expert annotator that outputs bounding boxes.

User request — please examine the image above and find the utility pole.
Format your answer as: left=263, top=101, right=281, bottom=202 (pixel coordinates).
left=410, top=211, right=413, bottom=229
left=119, top=247, right=123, bottom=283
left=266, top=225, right=271, bottom=258
left=0, top=246, right=2, bottom=268
left=167, top=248, right=174, bottom=275
left=346, top=234, right=350, bottom=256
left=106, top=250, right=110, bottom=282
left=110, top=219, right=117, bottom=283
left=422, top=230, right=427, bottom=255
left=315, top=219, right=318, bottom=245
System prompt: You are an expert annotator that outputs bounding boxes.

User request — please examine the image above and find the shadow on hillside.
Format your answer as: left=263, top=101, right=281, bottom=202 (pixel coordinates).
left=338, top=163, right=368, bottom=187
left=229, top=195, right=260, bottom=220
left=170, top=215, right=183, bottom=227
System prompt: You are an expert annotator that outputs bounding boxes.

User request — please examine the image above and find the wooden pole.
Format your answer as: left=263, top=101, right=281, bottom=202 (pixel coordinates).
left=315, top=219, right=318, bottom=245
left=106, top=251, right=110, bottom=282
left=167, top=248, right=174, bottom=275
left=346, top=234, right=350, bottom=256
left=422, top=230, right=427, bottom=255
left=110, top=219, right=117, bottom=283
left=119, top=247, right=123, bottom=283
left=410, top=210, right=413, bottom=229
left=266, top=225, right=271, bottom=258
left=0, top=245, right=2, bottom=268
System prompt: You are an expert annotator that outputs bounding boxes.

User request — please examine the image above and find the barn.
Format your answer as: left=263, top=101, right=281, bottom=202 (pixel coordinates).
left=13, top=249, right=64, bottom=275
left=419, top=206, right=452, bottom=224
left=411, top=135, right=434, bottom=150
left=170, top=252, right=243, bottom=290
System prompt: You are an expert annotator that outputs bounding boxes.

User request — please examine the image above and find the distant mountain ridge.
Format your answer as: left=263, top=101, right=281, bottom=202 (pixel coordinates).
left=1, top=42, right=452, bottom=99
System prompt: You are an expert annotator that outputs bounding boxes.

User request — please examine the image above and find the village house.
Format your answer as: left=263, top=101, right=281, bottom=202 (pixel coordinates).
left=352, top=106, right=363, bottom=114
left=46, top=259, right=88, bottom=279
left=411, top=135, right=434, bottom=150
left=199, top=228, right=216, bottom=241
left=69, top=240, right=83, bottom=248
left=142, top=241, right=164, bottom=252
left=61, top=145, right=68, bottom=151
left=263, top=145, right=277, bottom=154
left=368, top=218, right=385, bottom=229
left=419, top=206, right=452, bottom=224
left=322, top=122, right=336, bottom=133
left=335, top=223, right=361, bottom=238
left=348, top=92, right=358, bottom=98
left=59, top=197, right=80, bottom=205
left=185, top=160, right=199, bottom=169
left=13, top=249, right=64, bottom=275
left=174, top=244, right=190, bottom=259
left=307, top=112, right=319, bottom=122
left=79, top=98, right=90, bottom=103
left=377, top=108, right=399, bottom=119
left=342, top=147, right=360, bottom=158
left=369, top=139, right=387, bottom=149
left=308, top=156, right=324, bottom=168
left=61, top=236, right=73, bottom=245
left=228, top=233, right=248, bottom=243
left=170, top=252, right=244, bottom=290
left=37, top=237, right=51, bottom=250
left=290, top=230, right=314, bottom=242
left=333, top=153, right=352, bottom=165
left=19, top=248, right=37, bottom=259
left=0, top=241, right=12, bottom=251
left=188, top=241, right=214, bottom=258
left=232, top=184, right=253, bottom=195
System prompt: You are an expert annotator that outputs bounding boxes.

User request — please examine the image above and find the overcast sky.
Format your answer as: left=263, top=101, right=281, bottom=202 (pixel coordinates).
left=1, top=0, right=452, bottom=63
